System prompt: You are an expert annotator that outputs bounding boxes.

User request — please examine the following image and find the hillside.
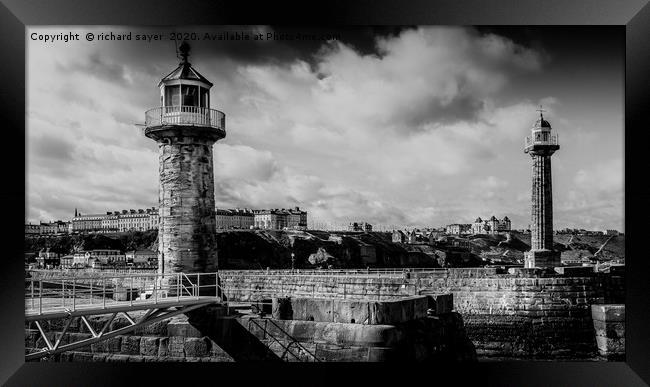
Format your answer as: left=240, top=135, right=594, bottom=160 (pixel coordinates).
left=25, top=230, right=623, bottom=269
left=465, top=232, right=625, bottom=264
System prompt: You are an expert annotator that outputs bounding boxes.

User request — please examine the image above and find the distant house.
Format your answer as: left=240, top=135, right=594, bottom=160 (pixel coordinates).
left=427, top=231, right=442, bottom=243
left=392, top=230, right=406, bottom=243
left=125, top=249, right=157, bottom=264
left=87, top=249, right=125, bottom=264
left=348, top=222, right=372, bottom=232
left=36, top=248, right=60, bottom=268
left=60, top=255, right=74, bottom=268
left=471, top=216, right=511, bottom=234
left=446, top=224, right=471, bottom=235
left=407, top=230, right=418, bottom=244
left=25, top=223, right=40, bottom=235
left=606, top=230, right=620, bottom=236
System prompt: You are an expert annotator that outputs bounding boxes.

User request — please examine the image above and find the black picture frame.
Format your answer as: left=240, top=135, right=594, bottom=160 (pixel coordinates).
left=2, top=0, right=649, bottom=385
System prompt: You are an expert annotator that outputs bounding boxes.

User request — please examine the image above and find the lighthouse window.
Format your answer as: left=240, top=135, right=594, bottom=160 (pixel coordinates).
left=200, top=88, right=209, bottom=109
left=165, top=85, right=180, bottom=107
left=181, top=85, right=199, bottom=107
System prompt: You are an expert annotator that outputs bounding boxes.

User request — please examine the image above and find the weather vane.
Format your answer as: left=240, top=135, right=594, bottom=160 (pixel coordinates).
left=536, top=105, right=546, bottom=118
left=179, top=41, right=191, bottom=63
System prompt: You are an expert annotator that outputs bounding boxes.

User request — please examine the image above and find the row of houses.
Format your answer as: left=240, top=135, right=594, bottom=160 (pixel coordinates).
left=33, top=248, right=157, bottom=269
left=28, top=206, right=309, bottom=235
left=555, top=228, right=622, bottom=236
left=71, top=208, right=160, bottom=233
left=446, top=216, right=512, bottom=235
left=25, top=221, right=71, bottom=235
left=217, top=207, right=308, bottom=230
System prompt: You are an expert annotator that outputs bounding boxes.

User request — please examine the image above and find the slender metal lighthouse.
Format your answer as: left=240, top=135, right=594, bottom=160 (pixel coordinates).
left=143, top=42, right=225, bottom=276
left=524, top=107, right=560, bottom=268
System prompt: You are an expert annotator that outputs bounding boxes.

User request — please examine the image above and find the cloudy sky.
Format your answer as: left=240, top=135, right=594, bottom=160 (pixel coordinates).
left=26, top=26, right=624, bottom=231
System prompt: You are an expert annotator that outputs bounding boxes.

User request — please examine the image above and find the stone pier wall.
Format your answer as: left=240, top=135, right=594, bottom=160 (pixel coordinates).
left=220, top=271, right=624, bottom=359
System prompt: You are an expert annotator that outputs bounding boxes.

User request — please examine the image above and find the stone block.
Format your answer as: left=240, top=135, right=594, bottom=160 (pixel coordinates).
left=105, top=354, right=130, bottom=363
left=158, top=338, right=170, bottom=357
left=367, top=347, right=395, bottom=362
left=591, top=304, right=625, bottom=322
left=72, top=352, right=95, bottom=362
left=184, top=337, right=209, bottom=357
left=92, top=353, right=108, bottom=362
left=554, top=266, right=594, bottom=276
left=139, top=337, right=159, bottom=356
left=166, top=319, right=203, bottom=338
left=314, top=343, right=370, bottom=362
left=133, top=320, right=168, bottom=336
left=120, top=336, right=141, bottom=355
left=91, top=336, right=122, bottom=353
left=289, top=296, right=428, bottom=325
left=66, top=333, right=93, bottom=352
left=272, top=297, right=293, bottom=320
left=427, top=294, right=453, bottom=315
left=595, top=336, right=625, bottom=355
left=168, top=336, right=185, bottom=357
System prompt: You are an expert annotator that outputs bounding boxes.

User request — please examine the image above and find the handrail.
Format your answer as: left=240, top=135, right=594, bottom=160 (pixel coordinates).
left=144, top=106, right=225, bottom=130
left=525, top=134, right=559, bottom=147
left=247, top=318, right=320, bottom=362
left=25, top=272, right=225, bottom=317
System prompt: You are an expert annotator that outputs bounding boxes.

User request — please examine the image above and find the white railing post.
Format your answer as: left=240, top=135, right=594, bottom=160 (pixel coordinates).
left=196, top=273, right=200, bottom=300
left=72, top=278, right=76, bottom=310
left=62, top=279, right=66, bottom=308
left=130, top=276, right=134, bottom=306
left=89, top=281, right=93, bottom=305
left=154, top=275, right=158, bottom=304
left=177, top=273, right=181, bottom=302
left=39, top=280, right=43, bottom=315
left=30, top=279, right=34, bottom=310
left=102, top=278, right=106, bottom=309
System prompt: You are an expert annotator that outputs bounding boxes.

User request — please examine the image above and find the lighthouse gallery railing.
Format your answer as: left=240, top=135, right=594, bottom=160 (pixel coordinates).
left=525, top=133, right=558, bottom=148
left=145, top=106, right=225, bottom=130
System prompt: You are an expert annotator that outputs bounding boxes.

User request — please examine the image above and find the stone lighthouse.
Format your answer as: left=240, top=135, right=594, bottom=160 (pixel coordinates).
left=143, top=42, right=225, bottom=275
left=524, top=107, right=560, bottom=268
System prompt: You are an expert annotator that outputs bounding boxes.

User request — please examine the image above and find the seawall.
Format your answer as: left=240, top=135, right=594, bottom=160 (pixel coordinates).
left=219, top=269, right=624, bottom=359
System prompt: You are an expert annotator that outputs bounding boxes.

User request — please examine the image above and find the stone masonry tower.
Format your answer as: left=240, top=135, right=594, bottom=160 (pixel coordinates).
left=524, top=107, right=560, bottom=268
left=144, top=42, right=225, bottom=275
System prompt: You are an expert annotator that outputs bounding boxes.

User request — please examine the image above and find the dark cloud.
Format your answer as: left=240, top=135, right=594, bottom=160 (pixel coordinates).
left=56, top=51, right=132, bottom=86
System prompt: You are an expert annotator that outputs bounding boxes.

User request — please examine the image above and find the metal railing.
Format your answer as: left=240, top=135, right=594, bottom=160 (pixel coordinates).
left=144, top=106, right=225, bottom=130
left=525, top=133, right=559, bottom=148
left=246, top=318, right=320, bottom=362
left=219, top=267, right=491, bottom=277
left=25, top=272, right=224, bottom=319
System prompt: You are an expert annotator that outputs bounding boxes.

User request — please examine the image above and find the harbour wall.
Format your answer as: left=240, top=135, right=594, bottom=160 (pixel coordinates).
left=219, top=269, right=624, bottom=359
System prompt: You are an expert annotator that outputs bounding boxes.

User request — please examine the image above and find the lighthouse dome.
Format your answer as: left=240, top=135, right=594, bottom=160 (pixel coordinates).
left=535, top=117, right=551, bottom=128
